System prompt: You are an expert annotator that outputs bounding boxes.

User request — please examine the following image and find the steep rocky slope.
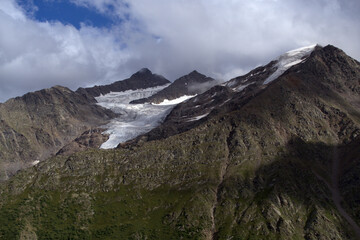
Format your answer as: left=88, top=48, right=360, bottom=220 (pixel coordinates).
left=134, top=45, right=359, bottom=143
left=56, top=128, right=110, bottom=156
left=76, top=68, right=170, bottom=100
left=130, top=70, right=217, bottom=104
left=0, top=45, right=359, bottom=239
left=0, top=86, right=116, bottom=180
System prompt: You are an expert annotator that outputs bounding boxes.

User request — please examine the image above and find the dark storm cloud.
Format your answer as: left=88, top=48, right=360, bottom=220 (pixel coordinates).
left=0, top=0, right=359, bottom=102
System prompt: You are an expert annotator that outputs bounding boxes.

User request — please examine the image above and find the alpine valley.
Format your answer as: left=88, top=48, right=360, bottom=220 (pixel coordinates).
left=0, top=44, right=360, bottom=240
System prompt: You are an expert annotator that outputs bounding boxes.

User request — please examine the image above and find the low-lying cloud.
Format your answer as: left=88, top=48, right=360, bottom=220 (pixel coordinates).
left=187, top=80, right=222, bottom=95
left=0, top=0, right=359, bottom=102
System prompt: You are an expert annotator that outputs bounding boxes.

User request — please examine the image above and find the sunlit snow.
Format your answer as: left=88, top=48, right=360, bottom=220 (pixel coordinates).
left=186, top=112, right=209, bottom=122
left=31, top=160, right=40, bottom=166
left=95, top=85, right=194, bottom=149
left=235, top=83, right=252, bottom=92
left=263, top=44, right=317, bottom=85
left=154, top=95, right=196, bottom=106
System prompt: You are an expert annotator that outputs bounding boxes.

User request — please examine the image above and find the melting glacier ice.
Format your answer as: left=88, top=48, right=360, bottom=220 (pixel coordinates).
left=95, top=85, right=194, bottom=149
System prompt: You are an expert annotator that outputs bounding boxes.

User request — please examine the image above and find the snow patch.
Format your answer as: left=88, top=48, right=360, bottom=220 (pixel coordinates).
left=31, top=160, right=40, bottom=166
left=95, top=86, right=192, bottom=149
left=263, top=44, right=317, bottom=85
left=225, top=79, right=237, bottom=88
left=154, top=95, right=196, bottom=106
left=96, top=84, right=170, bottom=106
left=234, top=83, right=252, bottom=92
left=187, top=113, right=210, bottom=122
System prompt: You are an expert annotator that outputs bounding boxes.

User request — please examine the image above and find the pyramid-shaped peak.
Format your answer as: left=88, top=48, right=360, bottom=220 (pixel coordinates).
left=138, top=68, right=152, bottom=74
left=131, top=68, right=153, bottom=78
left=188, top=70, right=203, bottom=76
left=318, top=44, right=351, bottom=57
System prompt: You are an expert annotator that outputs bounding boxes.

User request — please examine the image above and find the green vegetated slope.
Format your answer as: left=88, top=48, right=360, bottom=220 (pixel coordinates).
left=0, top=45, right=359, bottom=239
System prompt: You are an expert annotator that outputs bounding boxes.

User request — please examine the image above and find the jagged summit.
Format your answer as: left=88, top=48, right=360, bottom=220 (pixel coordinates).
left=132, top=44, right=360, bottom=143
left=188, top=70, right=202, bottom=76
left=130, top=68, right=153, bottom=78
left=51, top=85, right=72, bottom=91
left=76, top=68, right=170, bottom=100
left=225, top=44, right=322, bottom=91
left=130, top=70, right=218, bottom=104
left=139, top=67, right=152, bottom=73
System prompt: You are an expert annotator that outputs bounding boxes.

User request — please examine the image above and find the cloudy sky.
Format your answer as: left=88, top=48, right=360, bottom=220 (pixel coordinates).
left=0, top=0, right=359, bottom=102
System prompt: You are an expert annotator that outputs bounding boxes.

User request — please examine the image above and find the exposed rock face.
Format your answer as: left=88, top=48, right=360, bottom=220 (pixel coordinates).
left=56, top=128, right=109, bottom=156
left=0, top=86, right=117, bottom=180
left=76, top=68, right=170, bottom=100
left=130, top=70, right=218, bottom=104
left=129, top=45, right=360, bottom=144
left=0, top=45, right=359, bottom=239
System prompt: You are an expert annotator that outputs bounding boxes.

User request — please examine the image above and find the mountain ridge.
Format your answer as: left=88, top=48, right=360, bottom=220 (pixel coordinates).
left=130, top=70, right=218, bottom=104
left=0, top=85, right=117, bottom=180
left=76, top=68, right=170, bottom=101
left=0, top=44, right=359, bottom=239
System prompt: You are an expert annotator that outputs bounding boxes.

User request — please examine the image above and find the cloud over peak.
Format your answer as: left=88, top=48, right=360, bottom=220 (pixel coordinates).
left=0, top=0, right=359, bottom=102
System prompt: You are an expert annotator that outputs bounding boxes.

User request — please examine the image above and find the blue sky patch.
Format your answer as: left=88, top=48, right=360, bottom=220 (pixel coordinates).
left=17, top=0, right=114, bottom=29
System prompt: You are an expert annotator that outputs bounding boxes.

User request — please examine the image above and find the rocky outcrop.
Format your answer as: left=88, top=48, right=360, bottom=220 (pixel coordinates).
left=56, top=128, right=109, bottom=156
left=76, top=68, right=170, bottom=100
left=0, top=86, right=117, bottom=180
left=130, top=70, right=218, bottom=104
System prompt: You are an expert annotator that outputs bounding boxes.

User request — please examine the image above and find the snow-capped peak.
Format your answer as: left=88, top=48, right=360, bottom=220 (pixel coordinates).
left=263, top=44, right=317, bottom=85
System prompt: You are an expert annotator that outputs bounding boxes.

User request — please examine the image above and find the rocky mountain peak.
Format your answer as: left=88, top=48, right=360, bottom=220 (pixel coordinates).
left=188, top=70, right=203, bottom=76
left=52, top=85, right=72, bottom=92
left=310, top=44, right=358, bottom=66
left=182, top=70, right=209, bottom=81
left=76, top=69, right=170, bottom=99
left=130, top=70, right=218, bottom=104
left=136, top=44, right=360, bottom=144
left=130, top=68, right=153, bottom=78
left=0, top=86, right=117, bottom=180
left=13, top=85, right=77, bottom=106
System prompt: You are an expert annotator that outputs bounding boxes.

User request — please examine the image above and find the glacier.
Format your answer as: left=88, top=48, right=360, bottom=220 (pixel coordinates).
left=95, top=85, right=194, bottom=149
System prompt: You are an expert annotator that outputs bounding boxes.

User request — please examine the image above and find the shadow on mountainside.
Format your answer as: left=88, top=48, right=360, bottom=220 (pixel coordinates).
left=0, top=135, right=359, bottom=239
left=211, top=136, right=360, bottom=240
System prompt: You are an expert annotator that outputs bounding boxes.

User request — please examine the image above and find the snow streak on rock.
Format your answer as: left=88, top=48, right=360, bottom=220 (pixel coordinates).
left=263, top=44, right=317, bottom=85
left=153, top=95, right=196, bottom=106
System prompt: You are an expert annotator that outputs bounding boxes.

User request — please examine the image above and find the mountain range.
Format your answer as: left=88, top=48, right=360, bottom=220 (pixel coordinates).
left=0, top=44, right=359, bottom=239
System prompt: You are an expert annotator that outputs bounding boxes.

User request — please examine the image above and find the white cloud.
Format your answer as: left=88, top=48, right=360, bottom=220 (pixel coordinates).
left=0, top=0, right=26, bottom=20
left=0, top=0, right=359, bottom=102
left=0, top=0, right=133, bottom=101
